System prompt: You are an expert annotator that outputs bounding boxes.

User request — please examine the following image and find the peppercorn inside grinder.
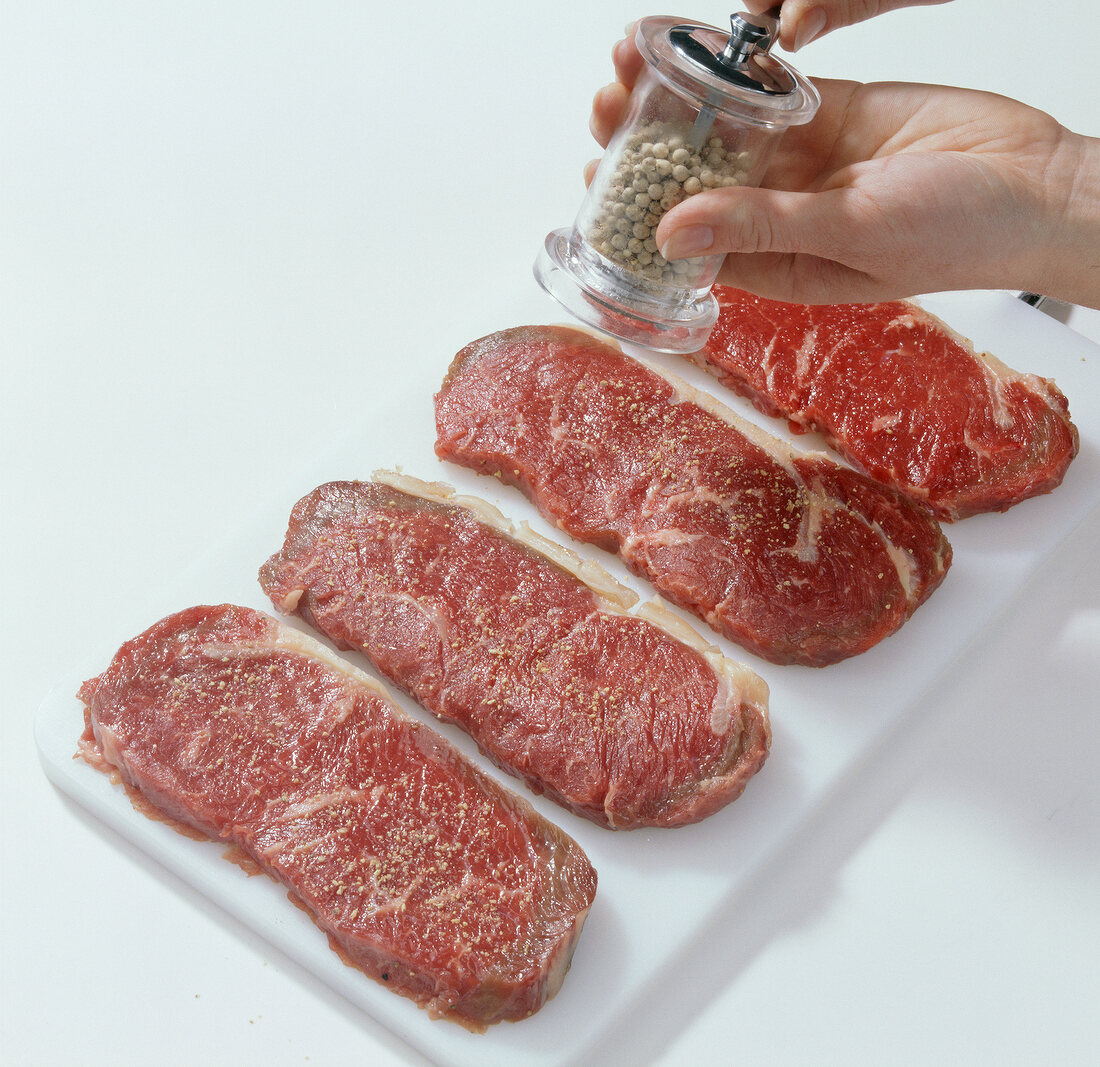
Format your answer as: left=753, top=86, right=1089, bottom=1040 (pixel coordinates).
left=534, top=12, right=819, bottom=353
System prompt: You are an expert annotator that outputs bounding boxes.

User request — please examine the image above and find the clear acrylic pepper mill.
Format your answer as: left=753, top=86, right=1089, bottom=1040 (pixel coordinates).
left=534, top=11, right=820, bottom=353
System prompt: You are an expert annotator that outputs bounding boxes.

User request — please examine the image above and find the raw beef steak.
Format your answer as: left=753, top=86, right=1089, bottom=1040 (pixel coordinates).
left=434, top=325, right=952, bottom=668
left=259, top=474, right=771, bottom=830
left=695, top=288, right=1079, bottom=520
left=77, top=604, right=596, bottom=1030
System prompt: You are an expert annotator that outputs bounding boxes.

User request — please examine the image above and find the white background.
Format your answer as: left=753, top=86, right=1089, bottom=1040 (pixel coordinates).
left=3, top=2, right=1098, bottom=1064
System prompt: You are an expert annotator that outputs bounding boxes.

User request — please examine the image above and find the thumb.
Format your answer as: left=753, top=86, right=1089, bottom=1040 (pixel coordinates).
left=657, top=185, right=863, bottom=265
left=656, top=185, right=904, bottom=303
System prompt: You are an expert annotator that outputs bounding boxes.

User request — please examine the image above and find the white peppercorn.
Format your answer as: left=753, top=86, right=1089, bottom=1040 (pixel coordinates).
left=585, top=119, right=750, bottom=285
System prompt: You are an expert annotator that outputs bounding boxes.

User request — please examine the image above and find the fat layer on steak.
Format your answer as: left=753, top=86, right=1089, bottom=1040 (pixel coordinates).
left=259, top=474, right=771, bottom=830
left=77, top=603, right=597, bottom=1030
left=434, top=324, right=952, bottom=667
left=696, top=287, right=1080, bottom=521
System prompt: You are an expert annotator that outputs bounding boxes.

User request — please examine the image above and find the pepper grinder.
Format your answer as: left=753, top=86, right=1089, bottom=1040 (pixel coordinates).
left=534, top=12, right=819, bottom=353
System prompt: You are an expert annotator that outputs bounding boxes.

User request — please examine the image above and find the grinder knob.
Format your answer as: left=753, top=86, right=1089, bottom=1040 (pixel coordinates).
left=717, top=10, right=780, bottom=70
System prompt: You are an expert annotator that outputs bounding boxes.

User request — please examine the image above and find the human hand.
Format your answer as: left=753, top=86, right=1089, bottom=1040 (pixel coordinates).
left=743, top=0, right=952, bottom=53
left=589, top=33, right=1100, bottom=308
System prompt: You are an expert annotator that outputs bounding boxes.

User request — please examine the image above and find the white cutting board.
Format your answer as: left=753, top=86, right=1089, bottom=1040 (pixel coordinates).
left=36, top=290, right=1100, bottom=1067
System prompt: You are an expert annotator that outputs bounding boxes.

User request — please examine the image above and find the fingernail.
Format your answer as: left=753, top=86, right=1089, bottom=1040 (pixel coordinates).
left=793, top=7, right=827, bottom=51
left=660, top=225, right=714, bottom=261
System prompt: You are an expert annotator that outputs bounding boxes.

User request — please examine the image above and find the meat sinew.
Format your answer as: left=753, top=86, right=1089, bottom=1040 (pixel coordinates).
left=77, top=604, right=597, bottom=1030
left=259, top=474, right=771, bottom=830
left=695, top=287, right=1080, bottom=521
left=434, top=325, right=952, bottom=668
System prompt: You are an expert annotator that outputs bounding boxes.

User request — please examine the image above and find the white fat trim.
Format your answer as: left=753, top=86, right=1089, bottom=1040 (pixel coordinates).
left=791, top=483, right=826, bottom=563
left=898, top=303, right=1055, bottom=426
left=631, top=353, right=824, bottom=482
left=870, top=412, right=903, bottom=433
left=635, top=598, right=771, bottom=737
left=550, top=322, right=625, bottom=349
left=785, top=474, right=920, bottom=603
left=275, top=587, right=304, bottom=613
left=984, top=371, right=1019, bottom=432
left=375, top=471, right=769, bottom=722
left=880, top=532, right=920, bottom=602
left=267, top=614, right=398, bottom=704
left=373, top=468, right=638, bottom=612
left=793, top=325, right=818, bottom=383
left=631, top=527, right=706, bottom=550
left=275, top=787, right=372, bottom=823
left=635, top=597, right=720, bottom=654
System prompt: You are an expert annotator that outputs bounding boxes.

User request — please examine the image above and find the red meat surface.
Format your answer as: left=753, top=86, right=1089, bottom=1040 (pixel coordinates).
left=697, top=288, right=1080, bottom=520
left=434, top=325, right=952, bottom=668
left=77, top=604, right=596, bottom=1030
left=259, top=479, right=771, bottom=830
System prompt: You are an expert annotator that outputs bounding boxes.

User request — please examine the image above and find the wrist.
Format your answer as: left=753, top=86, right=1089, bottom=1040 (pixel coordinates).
left=1029, top=129, right=1100, bottom=310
